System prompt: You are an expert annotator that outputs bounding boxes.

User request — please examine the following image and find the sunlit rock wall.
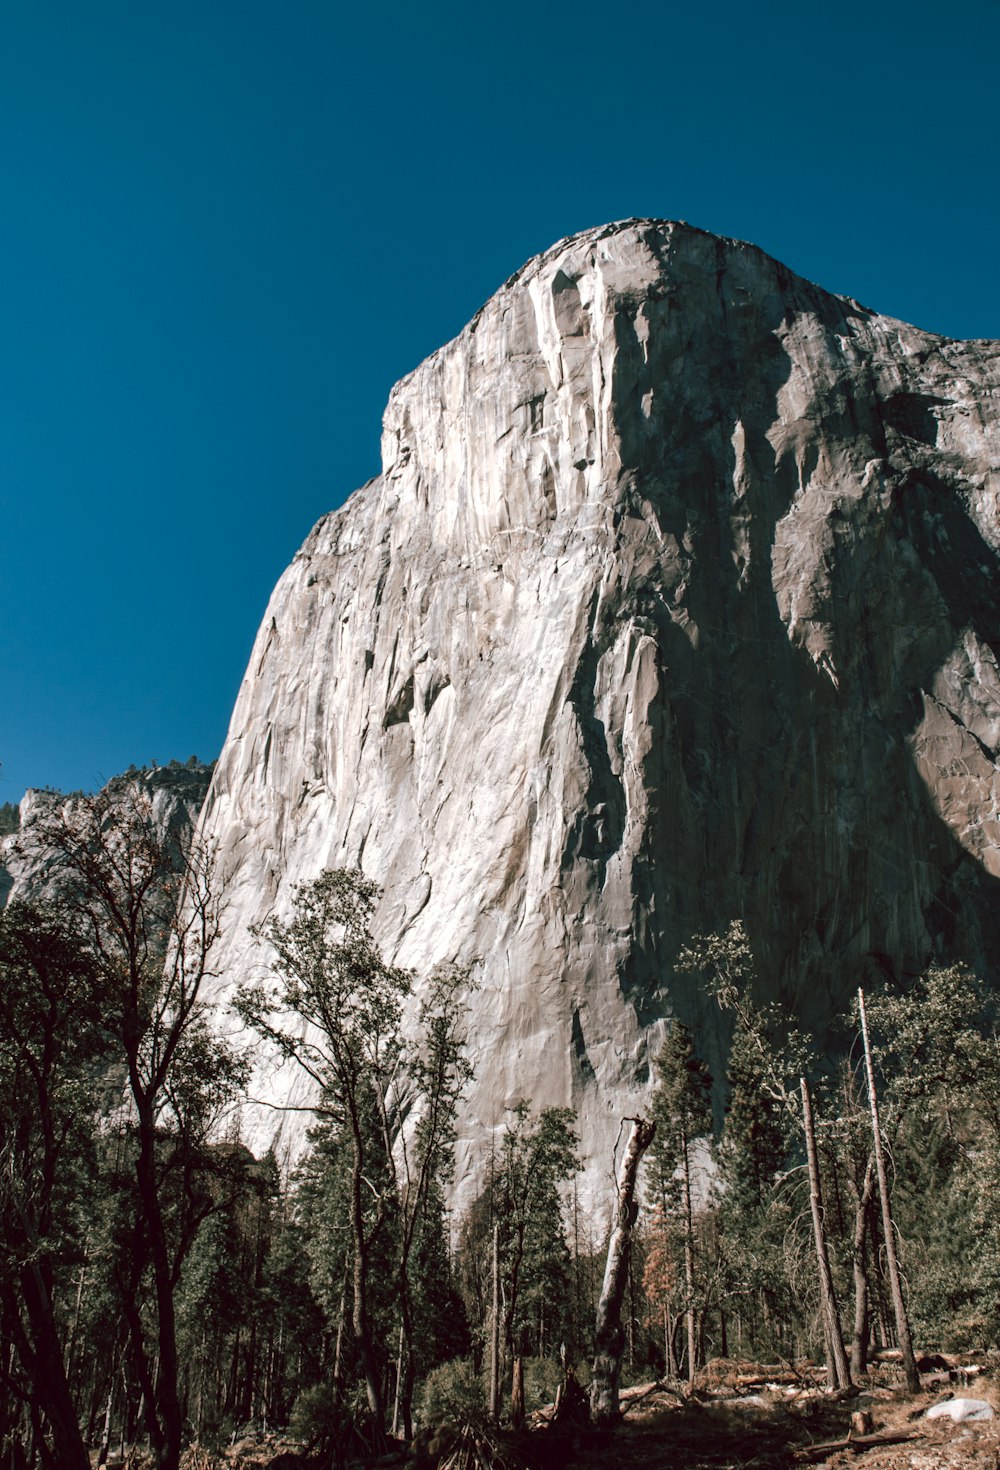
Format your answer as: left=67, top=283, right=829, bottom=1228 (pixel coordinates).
left=198, top=220, right=1000, bottom=1202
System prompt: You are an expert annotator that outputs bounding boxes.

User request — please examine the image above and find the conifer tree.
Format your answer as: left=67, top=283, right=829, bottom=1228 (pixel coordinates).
left=457, top=1103, right=579, bottom=1411
left=646, top=1022, right=712, bottom=1388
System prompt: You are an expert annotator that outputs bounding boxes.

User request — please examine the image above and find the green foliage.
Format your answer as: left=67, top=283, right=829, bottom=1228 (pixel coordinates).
left=236, top=869, right=474, bottom=1435
left=256, top=1177, right=329, bottom=1421
left=457, top=1104, right=580, bottom=1376
left=0, top=902, right=111, bottom=1466
left=863, top=963, right=992, bottom=1113
left=19, top=783, right=252, bottom=1469
left=15, top=860, right=1000, bottom=1463
left=288, top=1381, right=344, bottom=1447
left=105, top=758, right=215, bottom=804
left=0, top=800, right=19, bottom=835
left=237, top=867, right=411, bottom=1103
left=417, top=1357, right=486, bottom=1427
left=716, top=1022, right=787, bottom=1211
left=500, top=1104, right=579, bottom=1359
left=646, top=1021, right=712, bottom=1212
left=410, top=1185, right=472, bottom=1369
left=676, top=919, right=756, bottom=1012
left=521, top=1355, right=564, bottom=1410
left=854, top=965, right=1000, bottom=1351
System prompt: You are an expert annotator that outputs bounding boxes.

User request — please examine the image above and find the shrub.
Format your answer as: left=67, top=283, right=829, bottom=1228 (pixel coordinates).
left=522, top=1357, right=564, bottom=1410
left=418, top=1357, right=486, bottom=1426
left=288, top=1381, right=340, bottom=1446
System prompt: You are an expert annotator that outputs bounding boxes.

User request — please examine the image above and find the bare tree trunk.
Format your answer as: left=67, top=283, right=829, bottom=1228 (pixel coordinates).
left=64, top=1253, right=88, bottom=1389
left=510, top=1357, right=525, bottom=1430
left=489, top=1222, right=500, bottom=1425
left=627, top=1253, right=635, bottom=1369
left=97, top=1375, right=114, bottom=1470
left=590, top=1116, right=656, bottom=1426
left=800, top=1078, right=850, bottom=1390
left=866, top=1205, right=890, bottom=1349
left=857, top=989, right=920, bottom=1394
left=682, top=1130, right=697, bottom=1393
left=391, top=1324, right=404, bottom=1438
left=332, top=1260, right=348, bottom=1396
left=850, top=1155, right=876, bottom=1379
left=347, top=1119, right=383, bottom=1429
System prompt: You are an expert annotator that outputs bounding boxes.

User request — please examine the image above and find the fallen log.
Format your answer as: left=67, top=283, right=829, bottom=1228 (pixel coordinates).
left=794, top=1429, right=924, bottom=1460
left=618, top=1381, right=686, bottom=1415
left=734, top=1371, right=818, bottom=1388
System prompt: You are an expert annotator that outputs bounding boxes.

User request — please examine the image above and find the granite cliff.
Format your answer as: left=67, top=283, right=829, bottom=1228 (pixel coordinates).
left=197, top=219, right=1000, bottom=1196
left=1, top=762, right=214, bottom=907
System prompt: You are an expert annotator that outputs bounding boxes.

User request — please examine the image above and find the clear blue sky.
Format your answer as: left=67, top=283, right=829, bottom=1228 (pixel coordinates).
left=2, top=0, right=998, bottom=802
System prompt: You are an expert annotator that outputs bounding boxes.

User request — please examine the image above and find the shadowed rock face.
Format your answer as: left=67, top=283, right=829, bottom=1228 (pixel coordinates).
left=198, top=219, right=1000, bottom=1199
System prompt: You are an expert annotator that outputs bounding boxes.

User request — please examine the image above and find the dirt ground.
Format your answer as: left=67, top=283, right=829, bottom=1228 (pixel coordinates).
left=165, top=1356, right=1000, bottom=1470
left=552, top=1359, right=1000, bottom=1470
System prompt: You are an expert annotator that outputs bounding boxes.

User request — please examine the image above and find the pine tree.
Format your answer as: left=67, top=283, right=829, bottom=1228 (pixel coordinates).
left=457, top=1104, right=579, bottom=1413
left=646, top=1022, right=712, bottom=1387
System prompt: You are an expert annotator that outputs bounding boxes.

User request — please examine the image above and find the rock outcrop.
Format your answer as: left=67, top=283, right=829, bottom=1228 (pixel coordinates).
left=198, top=219, right=1000, bottom=1200
left=1, top=762, right=214, bottom=906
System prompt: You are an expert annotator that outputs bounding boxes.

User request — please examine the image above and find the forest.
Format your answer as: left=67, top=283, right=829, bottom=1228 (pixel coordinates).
left=2, top=781, right=1000, bottom=1470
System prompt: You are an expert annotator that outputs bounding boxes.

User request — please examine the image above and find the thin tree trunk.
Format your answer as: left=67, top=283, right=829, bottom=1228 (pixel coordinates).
left=866, top=1205, right=890, bottom=1350
left=682, top=1130, right=697, bottom=1393
left=63, top=1254, right=88, bottom=1389
left=391, top=1324, right=404, bottom=1438
left=332, top=1258, right=348, bottom=1395
left=511, top=1357, right=525, bottom=1430
left=489, top=1222, right=500, bottom=1425
left=396, top=1259, right=418, bottom=1440
left=800, top=1078, right=850, bottom=1390
left=850, top=1155, right=876, bottom=1379
left=134, top=1098, right=183, bottom=1470
left=573, top=1180, right=582, bottom=1354
left=590, top=1116, right=656, bottom=1426
left=347, top=1116, right=383, bottom=1429
left=97, top=1373, right=114, bottom=1470
left=858, top=989, right=920, bottom=1394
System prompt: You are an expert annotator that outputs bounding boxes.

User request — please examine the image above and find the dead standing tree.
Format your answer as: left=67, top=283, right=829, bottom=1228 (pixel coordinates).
left=858, top=987, right=920, bottom=1394
left=800, top=1077, right=851, bottom=1389
left=590, top=1115, right=656, bottom=1426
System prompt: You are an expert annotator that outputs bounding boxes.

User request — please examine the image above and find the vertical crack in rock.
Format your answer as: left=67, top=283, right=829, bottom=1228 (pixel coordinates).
left=562, top=589, right=628, bottom=872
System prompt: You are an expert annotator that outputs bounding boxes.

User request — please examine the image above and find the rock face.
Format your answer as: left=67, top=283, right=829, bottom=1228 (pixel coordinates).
left=198, top=219, right=1000, bottom=1200
left=1, top=764, right=214, bottom=907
